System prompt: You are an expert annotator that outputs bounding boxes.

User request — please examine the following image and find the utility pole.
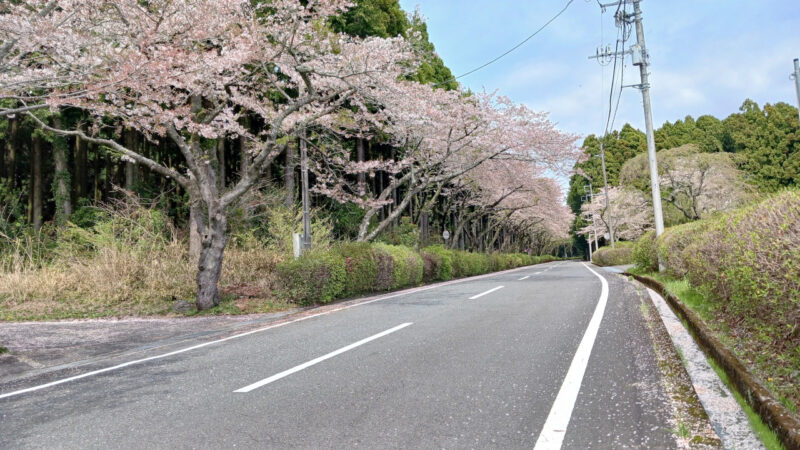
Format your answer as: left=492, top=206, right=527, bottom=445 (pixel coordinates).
left=599, top=142, right=615, bottom=248
left=631, top=0, right=664, bottom=239
left=300, top=130, right=312, bottom=251
left=592, top=0, right=665, bottom=269
left=792, top=58, right=800, bottom=123
left=582, top=183, right=598, bottom=261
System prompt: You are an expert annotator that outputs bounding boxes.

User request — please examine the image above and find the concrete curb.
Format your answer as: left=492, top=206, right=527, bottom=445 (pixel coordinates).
left=625, top=273, right=800, bottom=450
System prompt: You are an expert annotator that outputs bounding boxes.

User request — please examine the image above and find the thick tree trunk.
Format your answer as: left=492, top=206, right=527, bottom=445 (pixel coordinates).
left=32, top=137, right=43, bottom=231
left=52, top=116, right=72, bottom=224
left=195, top=211, right=227, bottom=311
left=284, top=144, right=297, bottom=207
left=189, top=204, right=202, bottom=262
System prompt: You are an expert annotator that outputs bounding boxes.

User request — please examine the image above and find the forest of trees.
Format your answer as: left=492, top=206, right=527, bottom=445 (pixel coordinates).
left=568, top=100, right=800, bottom=251
left=0, top=0, right=579, bottom=310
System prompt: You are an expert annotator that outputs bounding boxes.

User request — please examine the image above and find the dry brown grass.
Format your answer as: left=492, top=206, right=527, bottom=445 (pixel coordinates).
left=0, top=241, right=292, bottom=320
left=0, top=195, right=293, bottom=320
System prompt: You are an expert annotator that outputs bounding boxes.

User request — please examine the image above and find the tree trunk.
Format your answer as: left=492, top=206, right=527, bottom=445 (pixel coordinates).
left=74, top=131, right=88, bottom=199
left=52, top=116, right=72, bottom=224
left=5, top=119, right=17, bottom=188
left=32, top=137, right=43, bottom=231
left=356, top=138, right=365, bottom=193
left=195, top=208, right=227, bottom=311
left=238, top=135, right=251, bottom=214
left=189, top=204, right=202, bottom=263
left=284, top=143, right=297, bottom=207
left=124, top=129, right=136, bottom=190
left=217, top=139, right=226, bottom=190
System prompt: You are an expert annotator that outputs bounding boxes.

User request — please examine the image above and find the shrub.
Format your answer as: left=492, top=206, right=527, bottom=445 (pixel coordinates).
left=632, top=230, right=658, bottom=271
left=684, top=190, right=800, bottom=317
left=681, top=190, right=800, bottom=409
left=419, top=249, right=443, bottom=283
left=373, top=243, right=423, bottom=289
left=423, top=245, right=454, bottom=280
left=276, top=250, right=346, bottom=305
left=451, top=251, right=489, bottom=277
left=333, top=242, right=378, bottom=298
left=656, top=220, right=711, bottom=278
left=372, top=245, right=394, bottom=291
left=591, top=246, right=633, bottom=267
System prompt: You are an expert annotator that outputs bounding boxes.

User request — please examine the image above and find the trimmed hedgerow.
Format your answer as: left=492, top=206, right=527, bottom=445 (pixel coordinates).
left=592, top=246, right=633, bottom=267
left=372, top=244, right=394, bottom=292
left=634, top=190, right=800, bottom=410
left=423, top=245, right=454, bottom=280
left=277, top=243, right=561, bottom=306
left=373, top=243, right=423, bottom=290
left=419, top=249, right=443, bottom=283
left=656, top=220, right=712, bottom=278
left=633, top=230, right=658, bottom=272
left=276, top=250, right=346, bottom=305
left=332, top=242, right=378, bottom=298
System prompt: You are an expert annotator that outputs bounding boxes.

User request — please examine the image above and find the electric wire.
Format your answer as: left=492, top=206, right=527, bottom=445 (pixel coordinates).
left=433, top=0, right=575, bottom=87
left=602, top=0, right=628, bottom=137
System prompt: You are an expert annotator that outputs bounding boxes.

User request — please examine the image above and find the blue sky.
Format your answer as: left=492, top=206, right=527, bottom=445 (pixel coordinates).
left=398, top=0, right=800, bottom=140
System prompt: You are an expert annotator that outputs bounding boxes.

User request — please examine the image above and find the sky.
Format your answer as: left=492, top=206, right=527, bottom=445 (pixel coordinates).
left=398, top=0, right=800, bottom=141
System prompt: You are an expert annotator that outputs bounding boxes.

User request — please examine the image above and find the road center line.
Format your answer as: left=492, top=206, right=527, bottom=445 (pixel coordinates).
left=468, top=285, right=504, bottom=300
left=0, top=261, right=542, bottom=400
left=518, top=275, right=530, bottom=280
left=234, top=323, right=413, bottom=393
left=533, top=263, right=609, bottom=450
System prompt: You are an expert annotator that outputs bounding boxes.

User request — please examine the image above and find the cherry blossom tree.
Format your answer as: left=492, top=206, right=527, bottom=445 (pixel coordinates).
left=446, top=159, right=571, bottom=251
left=620, top=144, right=751, bottom=222
left=579, top=186, right=653, bottom=241
left=311, top=84, right=581, bottom=242
left=14, top=0, right=416, bottom=310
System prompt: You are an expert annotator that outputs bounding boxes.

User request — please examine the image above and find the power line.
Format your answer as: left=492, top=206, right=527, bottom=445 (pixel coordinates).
left=433, top=0, right=575, bottom=87
left=603, top=1, right=628, bottom=136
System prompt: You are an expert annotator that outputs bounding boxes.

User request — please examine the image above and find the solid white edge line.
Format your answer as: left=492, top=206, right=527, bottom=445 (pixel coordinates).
left=533, top=262, right=609, bottom=450
left=234, top=322, right=413, bottom=393
left=519, top=276, right=530, bottom=280
left=0, top=262, right=558, bottom=400
left=468, top=285, right=504, bottom=300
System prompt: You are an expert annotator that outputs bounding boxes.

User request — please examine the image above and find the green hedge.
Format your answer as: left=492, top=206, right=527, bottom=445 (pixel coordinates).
left=333, top=242, right=378, bottom=298
left=276, top=250, right=346, bottom=305
left=423, top=245, right=454, bottom=280
left=277, top=243, right=559, bottom=305
left=632, top=189, right=800, bottom=411
left=373, top=243, right=423, bottom=290
left=656, top=220, right=712, bottom=278
left=633, top=230, right=658, bottom=272
left=592, top=246, right=633, bottom=267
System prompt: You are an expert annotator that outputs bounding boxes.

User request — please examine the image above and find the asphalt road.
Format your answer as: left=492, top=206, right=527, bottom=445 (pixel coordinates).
left=0, top=261, right=679, bottom=449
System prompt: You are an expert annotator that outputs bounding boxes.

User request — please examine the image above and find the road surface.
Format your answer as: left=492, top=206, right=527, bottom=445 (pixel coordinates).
left=1, top=261, right=685, bottom=449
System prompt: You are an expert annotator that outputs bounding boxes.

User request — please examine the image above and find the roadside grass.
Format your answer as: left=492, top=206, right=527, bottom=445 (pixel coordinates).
left=632, top=268, right=787, bottom=450
left=0, top=244, right=289, bottom=321
left=0, top=345, right=8, bottom=354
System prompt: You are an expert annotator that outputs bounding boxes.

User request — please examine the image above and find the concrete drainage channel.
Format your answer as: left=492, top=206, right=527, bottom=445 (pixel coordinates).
left=626, top=272, right=800, bottom=450
left=646, top=286, right=763, bottom=449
